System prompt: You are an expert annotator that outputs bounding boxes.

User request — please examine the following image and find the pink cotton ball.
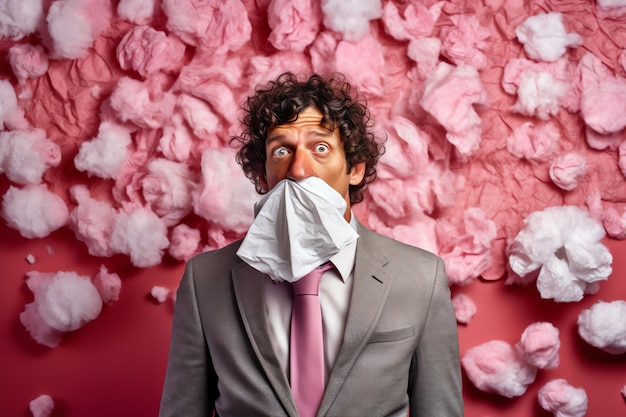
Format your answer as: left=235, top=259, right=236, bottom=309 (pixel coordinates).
left=93, top=265, right=122, bottom=305
left=168, top=224, right=201, bottom=261
left=2, top=185, right=69, bottom=239
left=452, top=293, right=476, bottom=324
left=151, top=286, right=171, bottom=303
left=0, top=128, right=62, bottom=185
left=8, top=44, right=49, bottom=84
left=36, top=271, right=103, bottom=332
left=516, top=322, right=560, bottom=369
left=20, top=301, right=64, bottom=348
left=538, top=379, right=588, bottom=417
left=550, top=152, right=586, bottom=191
left=116, top=25, right=186, bottom=77
left=29, top=394, right=54, bottom=417
left=68, top=184, right=117, bottom=257
left=462, top=340, right=538, bottom=398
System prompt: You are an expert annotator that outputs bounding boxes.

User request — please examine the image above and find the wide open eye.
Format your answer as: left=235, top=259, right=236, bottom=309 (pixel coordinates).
left=313, top=143, right=329, bottom=154
left=272, top=146, right=290, bottom=157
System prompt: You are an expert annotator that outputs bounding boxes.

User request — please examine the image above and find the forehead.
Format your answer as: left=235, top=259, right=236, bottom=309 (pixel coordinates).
left=270, top=107, right=332, bottom=132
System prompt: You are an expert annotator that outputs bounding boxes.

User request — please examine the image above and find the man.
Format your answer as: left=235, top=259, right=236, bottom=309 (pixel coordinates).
left=160, top=72, right=463, bottom=417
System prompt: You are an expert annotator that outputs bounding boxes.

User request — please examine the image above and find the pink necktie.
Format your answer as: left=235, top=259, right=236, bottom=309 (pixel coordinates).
left=290, top=263, right=333, bottom=417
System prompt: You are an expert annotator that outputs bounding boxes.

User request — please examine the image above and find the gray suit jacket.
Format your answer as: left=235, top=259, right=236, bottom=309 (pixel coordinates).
left=160, top=222, right=463, bottom=417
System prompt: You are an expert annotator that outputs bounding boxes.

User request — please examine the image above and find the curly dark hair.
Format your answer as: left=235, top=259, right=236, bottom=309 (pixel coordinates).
left=232, top=72, right=384, bottom=205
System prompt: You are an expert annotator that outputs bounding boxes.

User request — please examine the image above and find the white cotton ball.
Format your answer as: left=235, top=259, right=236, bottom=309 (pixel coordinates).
left=117, top=0, right=158, bottom=25
left=192, top=148, right=256, bottom=235
left=577, top=300, right=626, bottom=354
left=321, top=0, right=382, bottom=41
left=2, top=185, right=69, bottom=239
left=74, top=121, right=132, bottom=179
left=515, top=12, right=583, bottom=62
left=0, top=128, right=62, bottom=185
left=36, top=271, right=103, bottom=332
left=109, top=207, right=169, bottom=267
left=538, top=379, right=588, bottom=417
left=0, top=0, right=44, bottom=40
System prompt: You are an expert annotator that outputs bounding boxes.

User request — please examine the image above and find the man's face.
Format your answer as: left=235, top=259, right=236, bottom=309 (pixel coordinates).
left=263, top=106, right=365, bottom=221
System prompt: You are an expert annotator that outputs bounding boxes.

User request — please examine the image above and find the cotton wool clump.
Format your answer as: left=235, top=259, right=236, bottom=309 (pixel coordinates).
left=109, top=206, right=170, bottom=267
left=515, top=322, right=560, bottom=369
left=20, top=271, right=104, bottom=347
left=462, top=339, right=538, bottom=397
left=538, top=379, right=588, bottom=417
left=29, top=394, right=54, bottom=417
left=507, top=205, right=612, bottom=302
left=0, top=128, right=61, bottom=185
left=577, top=300, right=626, bottom=354
left=2, top=185, right=69, bottom=239
left=321, top=0, right=382, bottom=41
left=515, top=12, right=583, bottom=62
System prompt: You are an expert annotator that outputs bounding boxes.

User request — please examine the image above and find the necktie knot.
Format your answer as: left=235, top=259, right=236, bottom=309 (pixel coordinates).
left=292, top=263, right=333, bottom=296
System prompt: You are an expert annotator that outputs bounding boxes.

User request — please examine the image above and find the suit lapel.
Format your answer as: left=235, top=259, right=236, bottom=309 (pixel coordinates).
left=231, top=262, right=298, bottom=417
left=318, top=223, right=393, bottom=415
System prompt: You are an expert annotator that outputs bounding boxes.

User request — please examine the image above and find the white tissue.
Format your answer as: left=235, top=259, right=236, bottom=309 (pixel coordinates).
left=237, top=177, right=359, bottom=282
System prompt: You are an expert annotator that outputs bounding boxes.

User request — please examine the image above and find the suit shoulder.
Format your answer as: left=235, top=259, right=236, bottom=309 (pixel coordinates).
left=187, top=239, right=243, bottom=268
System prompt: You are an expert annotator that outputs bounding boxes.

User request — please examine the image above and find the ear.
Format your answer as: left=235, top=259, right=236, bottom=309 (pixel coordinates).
left=348, top=162, right=366, bottom=186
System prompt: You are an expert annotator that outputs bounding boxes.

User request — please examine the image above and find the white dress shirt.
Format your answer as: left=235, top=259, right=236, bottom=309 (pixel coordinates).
left=264, top=222, right=357, bottom=383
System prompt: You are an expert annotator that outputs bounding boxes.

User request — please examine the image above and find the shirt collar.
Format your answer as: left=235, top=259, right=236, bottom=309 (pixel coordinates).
left=329, top=214, right=358, bottom=283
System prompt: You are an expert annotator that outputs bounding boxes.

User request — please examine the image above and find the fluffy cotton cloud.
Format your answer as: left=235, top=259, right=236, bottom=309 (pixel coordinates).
left=117, top=0, right=159, bottom=25
left=46, top=0, right=113, bottom=59
left=0, top=0, right=44, bottom=40
left=462, top=340, right=538, bottom=397
left=515, top=12, right=583, bottom=62
left=515, top=322, right=560, bottom=369
left=2, top=185, right=69, bottom=239
left=577, top=300, right=626, bottom=354
left=507, top=206, right=612, bottom=302
left=74, top=121, right=132, bottom=179
left=20, top=270, right=103, bottom=347
left=321, top=0, right=382, bottom=41
left=8, top=44, right=49, bottom=84
left=68, top=185, right=118, bottom=257
left=29, top=394, right=54, bottom=417
left=538, top=379, right=588, bottom=417
left=109, top=206, right=170, bottom=268
left=452, top=293, right=477, bottom=324
left=0, top=128, right=61, bottom=185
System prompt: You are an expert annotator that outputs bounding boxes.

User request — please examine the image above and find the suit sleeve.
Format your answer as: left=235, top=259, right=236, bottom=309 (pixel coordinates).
left=408, top=258, right=464, bottom=417
left=160, top=259, right=218, bottom=417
